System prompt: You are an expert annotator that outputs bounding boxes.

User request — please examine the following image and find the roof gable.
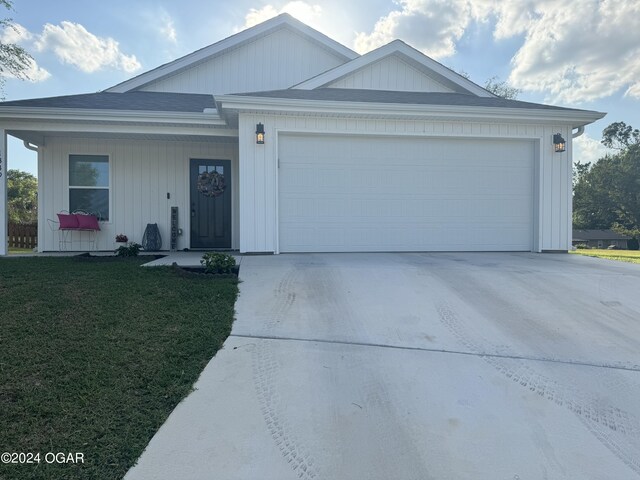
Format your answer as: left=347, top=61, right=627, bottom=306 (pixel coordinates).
left=106, top=14, right=357, bottom=94
left=325, top=54, right=454, bottom=93
left=293, top=40, right=494, bottom=97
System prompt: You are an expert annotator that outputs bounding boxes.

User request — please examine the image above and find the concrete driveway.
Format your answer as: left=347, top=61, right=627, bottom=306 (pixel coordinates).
left=126, top=252, right=640, bottom=480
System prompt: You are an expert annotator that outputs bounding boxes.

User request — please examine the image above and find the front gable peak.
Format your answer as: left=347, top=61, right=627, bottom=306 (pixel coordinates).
left=106, top=13, right=358, bottom=94
left=293, top=40, right=494, bottom=97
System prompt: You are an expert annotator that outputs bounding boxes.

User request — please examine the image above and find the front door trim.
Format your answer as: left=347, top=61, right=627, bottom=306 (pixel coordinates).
left=189, top=158, right=232, bottom=249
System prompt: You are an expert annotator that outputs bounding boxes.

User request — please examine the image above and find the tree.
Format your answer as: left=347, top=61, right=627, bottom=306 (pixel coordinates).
left=0, top=0, right=33, bottom=97
left=456, top=71, right=520, bottom=99
left=601, top=121, right=640, bottom=150
left=573, top=123, right=640, bottom=240
left=7, top=169, right=37, bottom=224
left=483, top=76, right=520, bottom=100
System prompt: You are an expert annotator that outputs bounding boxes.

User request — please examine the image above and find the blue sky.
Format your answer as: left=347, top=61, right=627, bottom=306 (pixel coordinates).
left=4, top=0, right=639, bottom=176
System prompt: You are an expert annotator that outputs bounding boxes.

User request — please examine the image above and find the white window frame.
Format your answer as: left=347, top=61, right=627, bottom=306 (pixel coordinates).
left=68, top=153, right=111, bottom=222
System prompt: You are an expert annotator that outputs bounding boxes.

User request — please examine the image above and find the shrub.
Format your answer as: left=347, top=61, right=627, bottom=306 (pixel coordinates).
left=575, top=244, right=589, bottom=249
left=628, top=238, right=639, bottom=250
left=201, top=252, right=236, bottom=274
left=115, top=242, right=141, bottom=257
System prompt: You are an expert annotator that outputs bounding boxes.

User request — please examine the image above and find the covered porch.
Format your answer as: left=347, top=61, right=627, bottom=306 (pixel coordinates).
left=0, top=91, right=240, bottom=254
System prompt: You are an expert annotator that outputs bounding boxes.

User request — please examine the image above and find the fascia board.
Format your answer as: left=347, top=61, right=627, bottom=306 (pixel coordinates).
left=217, top=95, right=606, bottom=127
left=292, top=45, right=393, bottom=90
left=106, top=15, right=357, bottom=93
left=0, top=107, right=226, bottom=126
left=6, top=122, right=238, bottom=137
left=392, top=47, right=494, bottom=97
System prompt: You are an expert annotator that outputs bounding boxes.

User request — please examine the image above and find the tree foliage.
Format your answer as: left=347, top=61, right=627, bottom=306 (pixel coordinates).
left=483, top=76, right=520, bottom=99
left=456, top=71, right=520, bottom=99
left=0, top=0, right=32, bottom=97
left=601, top=121, right=640, bottom=150
left=573, top=123, right=640, bottom=238
left=7, top=169, right=37, bottom=224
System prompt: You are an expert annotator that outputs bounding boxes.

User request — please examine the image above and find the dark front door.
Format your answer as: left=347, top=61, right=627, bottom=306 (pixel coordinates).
left=190, top=159, right=231, bottom=249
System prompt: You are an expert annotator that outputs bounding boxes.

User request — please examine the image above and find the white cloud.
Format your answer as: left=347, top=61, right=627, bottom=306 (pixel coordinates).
left=158, top=10, right=177, bottom=43
left=21, top=57, right=51, bottom=82
left=240, top=1, right=323, bottom=30
left=501, top=0, right=640, bottom=103
left=354, top=0, right=476, bottom=58
left=34, top=21, right=141, bottom=73
left=573, top=133, right=610, bottom=166
left=0, top=23, right=50, bottom=82
left=354, top=0, right=640, bottom=103
left=0, top=23, right=33, bottom=44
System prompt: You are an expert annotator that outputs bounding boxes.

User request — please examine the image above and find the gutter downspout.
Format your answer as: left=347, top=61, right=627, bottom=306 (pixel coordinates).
left=572, top=126, right=585, bottom=138
left=23, top=140, right=40, bottom=152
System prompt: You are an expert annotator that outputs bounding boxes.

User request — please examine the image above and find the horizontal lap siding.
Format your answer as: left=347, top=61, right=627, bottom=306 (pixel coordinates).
left=238, top=113, right=571, bottom=253
left=39, top=137, right=239, bottom=252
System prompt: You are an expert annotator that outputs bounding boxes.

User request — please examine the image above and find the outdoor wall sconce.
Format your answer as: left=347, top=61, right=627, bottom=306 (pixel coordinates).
left=553, top=133, right=566, bottom=153
left=256, top=123, right=265, bottom=144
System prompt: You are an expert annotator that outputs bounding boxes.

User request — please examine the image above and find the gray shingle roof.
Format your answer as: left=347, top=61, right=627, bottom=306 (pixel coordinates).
left=0, top=88, right=598, bottom=115
left=0, top=91, right=215, bottom=113
left=232, top=88, right=583, bottom=111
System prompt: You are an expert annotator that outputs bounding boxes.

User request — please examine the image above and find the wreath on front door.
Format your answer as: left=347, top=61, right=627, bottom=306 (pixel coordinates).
left=197, top=171, right=226, bottom=197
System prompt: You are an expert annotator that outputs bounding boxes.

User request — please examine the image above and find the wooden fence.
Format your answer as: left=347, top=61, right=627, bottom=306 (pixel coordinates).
left=8, top=223, right=37, bottom=250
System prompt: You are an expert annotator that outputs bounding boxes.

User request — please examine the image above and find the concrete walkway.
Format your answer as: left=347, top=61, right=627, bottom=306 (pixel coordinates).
left=126, top=252, right=640, bottom=480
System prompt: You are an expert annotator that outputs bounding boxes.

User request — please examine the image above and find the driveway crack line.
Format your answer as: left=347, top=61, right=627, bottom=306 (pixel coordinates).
left=230, top=334, right=640, bottom=373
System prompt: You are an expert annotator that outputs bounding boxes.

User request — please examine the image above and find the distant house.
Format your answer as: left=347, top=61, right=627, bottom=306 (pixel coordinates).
left=572, top=230, right=630, bottom=249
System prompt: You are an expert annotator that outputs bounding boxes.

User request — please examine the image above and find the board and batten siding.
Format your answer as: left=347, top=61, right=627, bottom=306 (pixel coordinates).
left=238, top=113, right=573, bottom=253
left=326, top=55, right=454, bottom=92
left=139, top=28, right=347, bottom=95
left=38, top=137, right=239, bottom=252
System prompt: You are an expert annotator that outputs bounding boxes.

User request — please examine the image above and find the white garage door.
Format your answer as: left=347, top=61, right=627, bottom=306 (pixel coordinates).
left=278, top=134, right=534, bottom=252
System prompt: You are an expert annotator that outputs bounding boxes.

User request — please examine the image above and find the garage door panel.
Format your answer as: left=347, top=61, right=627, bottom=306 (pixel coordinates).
left=283, top=165, right=531, bottom=196
left=279, top=135, right=534, bottom=252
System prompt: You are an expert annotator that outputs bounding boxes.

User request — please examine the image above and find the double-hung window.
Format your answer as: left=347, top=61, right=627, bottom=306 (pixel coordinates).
left=69, top=154, right=110, bottom=221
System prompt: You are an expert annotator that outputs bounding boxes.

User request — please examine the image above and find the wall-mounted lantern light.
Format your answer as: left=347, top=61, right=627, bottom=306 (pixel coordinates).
left=256, top=123, right=265, bottom=144
left=553, top=133, right=566, bottom=153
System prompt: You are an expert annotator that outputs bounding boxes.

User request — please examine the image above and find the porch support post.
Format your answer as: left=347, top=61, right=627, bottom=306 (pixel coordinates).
left=0, top=129, right=7, bottom=255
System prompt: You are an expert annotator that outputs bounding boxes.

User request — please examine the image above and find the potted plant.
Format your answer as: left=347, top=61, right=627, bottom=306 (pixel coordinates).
left=115, top=234, right=128, bottom=248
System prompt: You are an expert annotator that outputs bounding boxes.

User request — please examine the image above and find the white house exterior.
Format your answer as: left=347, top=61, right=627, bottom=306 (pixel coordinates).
left=0, top=14, right=605, bottom=255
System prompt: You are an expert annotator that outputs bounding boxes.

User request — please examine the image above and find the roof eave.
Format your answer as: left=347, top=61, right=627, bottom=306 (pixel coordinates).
left=0, top=106, right=226, bottom=126
left=216, top=95, right=606, bottom=127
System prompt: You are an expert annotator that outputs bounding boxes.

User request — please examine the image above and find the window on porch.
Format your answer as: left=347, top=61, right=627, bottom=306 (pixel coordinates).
left=69, top=154, right=110, bottom=221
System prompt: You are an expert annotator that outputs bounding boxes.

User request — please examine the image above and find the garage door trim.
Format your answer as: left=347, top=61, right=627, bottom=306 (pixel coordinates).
left=275, top=130, right=541, bottom=253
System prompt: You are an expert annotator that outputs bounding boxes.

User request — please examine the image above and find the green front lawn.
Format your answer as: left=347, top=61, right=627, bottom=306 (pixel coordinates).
left=0, top=257, right=238, bottom=480
left=570, top=248, right=640, bottom=264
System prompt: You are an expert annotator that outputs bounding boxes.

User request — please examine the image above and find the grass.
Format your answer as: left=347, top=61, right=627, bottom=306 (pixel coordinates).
left=8, top=247, right=34, bottom=255
left=0, top=256, right=238, bottom=480
left=570, top=248, right=640, bottom=264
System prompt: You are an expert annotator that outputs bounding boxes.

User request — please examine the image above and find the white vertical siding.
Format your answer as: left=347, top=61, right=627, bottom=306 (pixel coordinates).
left=140, top=28, right=347, bottom=94
left=0, top=130, right=6, bottom=255
left=326, top=55, right=454, bottom=92
left=239, top=113, right=573, bottom=253
left=39, top=137, right=239, bottom=252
